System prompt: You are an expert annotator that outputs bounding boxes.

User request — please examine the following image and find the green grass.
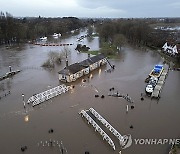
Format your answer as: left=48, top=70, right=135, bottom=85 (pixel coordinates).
left=106, top=54, right=119, bottom=59
left=81, top=50, right=99, bottom=55
left=91, top=33, right=99, bottom=37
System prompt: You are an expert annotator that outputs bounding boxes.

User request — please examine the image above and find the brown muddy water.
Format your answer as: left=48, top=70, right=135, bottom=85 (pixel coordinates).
left=0, top=30, right=180, bottom=154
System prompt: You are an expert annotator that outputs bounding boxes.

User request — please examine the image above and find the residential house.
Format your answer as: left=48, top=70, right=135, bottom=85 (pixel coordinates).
left=162, top=42, right=180, bottom=56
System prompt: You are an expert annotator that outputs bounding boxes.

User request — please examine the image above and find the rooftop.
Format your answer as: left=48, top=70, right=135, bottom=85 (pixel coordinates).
left=58, top=54, right=106, bottom=75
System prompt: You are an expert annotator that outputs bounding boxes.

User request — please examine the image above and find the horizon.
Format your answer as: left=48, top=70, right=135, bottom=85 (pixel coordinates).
left=1, top=0, right=180, bottom=18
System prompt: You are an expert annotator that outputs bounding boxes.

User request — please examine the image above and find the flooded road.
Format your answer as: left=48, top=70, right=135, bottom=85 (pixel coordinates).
left=0, top=29, right=180, bottom=154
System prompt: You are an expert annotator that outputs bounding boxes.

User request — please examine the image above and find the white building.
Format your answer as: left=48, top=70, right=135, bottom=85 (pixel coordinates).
left=162, top=42, right=180, bottom=56
left=58, top=54, right=107, bottom=83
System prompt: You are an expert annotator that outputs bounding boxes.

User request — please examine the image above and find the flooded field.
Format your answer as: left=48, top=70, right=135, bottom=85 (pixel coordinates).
left=0, top=30, right=180, bottom=154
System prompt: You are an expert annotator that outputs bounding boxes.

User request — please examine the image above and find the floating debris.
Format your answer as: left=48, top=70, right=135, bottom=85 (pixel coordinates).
left=95, top=95, right=99, bottom=98
left=20, top=146, right=27, bottom=152
left=48, top=128, right=54, bottom=134
left=130, top=125, right=133, bottom=129
left=70, top=104, right=79, bottom=108
left=131, top=105, right=135, bottom=109
left=101, top=95, right=105, bottom=98
left=109, top=87, right=115, bottom=91
left=108, top=92, right=134, bottom=103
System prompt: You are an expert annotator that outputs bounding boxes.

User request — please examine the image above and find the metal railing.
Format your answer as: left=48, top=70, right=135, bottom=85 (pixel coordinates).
left=27, top=84, right=70, bottom=107
left=89, top=108, right=125, bottom=146
left=79, top=110, right=116, bottom=150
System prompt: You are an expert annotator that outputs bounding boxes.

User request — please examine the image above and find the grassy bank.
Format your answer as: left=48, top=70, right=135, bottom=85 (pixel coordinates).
left=82, top=50, right=99, bottom=56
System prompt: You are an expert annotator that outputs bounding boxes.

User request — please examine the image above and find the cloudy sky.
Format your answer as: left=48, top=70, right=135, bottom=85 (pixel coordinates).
left=1, top=0, right=180, bottom=18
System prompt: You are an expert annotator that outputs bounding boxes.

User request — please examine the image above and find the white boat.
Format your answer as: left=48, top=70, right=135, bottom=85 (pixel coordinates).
left=53, top=33, right=61, bottom=38
left=40, top=37, right=47, bottom=41
left=145, top=84, right=154, bottom=94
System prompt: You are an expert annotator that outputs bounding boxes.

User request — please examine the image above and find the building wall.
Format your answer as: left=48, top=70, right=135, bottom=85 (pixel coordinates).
left=59, top=74, right=70, bottom=82
left=83, top=67, right=90, bottom=75
left=69, top=70, right=84, bottom=82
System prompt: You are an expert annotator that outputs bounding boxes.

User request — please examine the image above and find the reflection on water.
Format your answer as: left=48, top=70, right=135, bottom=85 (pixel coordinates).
left=0, top=29, right=179, bottom=154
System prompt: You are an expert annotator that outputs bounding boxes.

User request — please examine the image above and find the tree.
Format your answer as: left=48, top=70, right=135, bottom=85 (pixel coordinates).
left=98, top=23, right=115, bottom=42
left=87, top=25, right=93, bottom=36
left=114, top=34, right=126, bottom=51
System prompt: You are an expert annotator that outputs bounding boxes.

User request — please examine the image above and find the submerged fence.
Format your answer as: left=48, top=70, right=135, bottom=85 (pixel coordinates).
left=89, top=108, right=126, bottom=146
left=79, top=110, right=116, bottom=150
left=27, top=84, right=70, bottom=107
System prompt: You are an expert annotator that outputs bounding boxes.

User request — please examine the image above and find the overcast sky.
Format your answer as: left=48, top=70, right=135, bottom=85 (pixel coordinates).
left=1, top=0, right=180, bottom=18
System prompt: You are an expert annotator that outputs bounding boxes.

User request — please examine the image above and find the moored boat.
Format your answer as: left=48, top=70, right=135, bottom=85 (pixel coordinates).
left=149, top=65, right=163, bottom=78
left=145, top=65, right=163, bottom=95
left=40, top=36, right=47, bottom=41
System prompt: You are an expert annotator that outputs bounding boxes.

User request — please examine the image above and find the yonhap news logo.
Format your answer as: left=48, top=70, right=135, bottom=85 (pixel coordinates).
left=121, top=134, right=133, bottom=149
left=121, top=135, right=180, bottom=149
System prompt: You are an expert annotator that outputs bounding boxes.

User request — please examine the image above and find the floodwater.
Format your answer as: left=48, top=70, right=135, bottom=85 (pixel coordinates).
left=0, top=29, right=180, bottom=154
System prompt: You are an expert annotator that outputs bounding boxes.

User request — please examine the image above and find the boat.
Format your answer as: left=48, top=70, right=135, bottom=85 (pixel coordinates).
left=145, top=65, right=163, bottom=95
left=149, top=65, right=163, bottom=78
left=53, top=33, right=61, bottom=38
left=145, top=84, right=154, bottom=95
left=40, top=37, right=47, bottom=41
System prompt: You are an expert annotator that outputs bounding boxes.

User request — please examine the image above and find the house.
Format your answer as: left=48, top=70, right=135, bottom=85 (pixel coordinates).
left=58, top=54, right=107, bottom=82
left=162, top=42, right=179, bottom=56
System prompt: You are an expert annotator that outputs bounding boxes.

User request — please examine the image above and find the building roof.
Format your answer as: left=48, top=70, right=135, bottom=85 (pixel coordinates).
left=90, top=54, right=106, bottom=63
left=58, top=63, right=85, bottom=75
left=79, top=58, right=94, bottom=67
left=58, top=54, right=106, bottom=75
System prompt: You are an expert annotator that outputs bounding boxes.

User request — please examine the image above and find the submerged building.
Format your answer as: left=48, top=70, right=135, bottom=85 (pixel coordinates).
left=58, top=54, right=107, bottom=82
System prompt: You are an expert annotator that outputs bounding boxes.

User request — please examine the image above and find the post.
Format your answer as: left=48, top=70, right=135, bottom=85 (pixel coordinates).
left=126, top=105, right=128, bottom=113
left=9, top=66, right=12, bottom=72
left=88, top=53, right=90, bottom=58
left=22, top=94, right=25, bottom=108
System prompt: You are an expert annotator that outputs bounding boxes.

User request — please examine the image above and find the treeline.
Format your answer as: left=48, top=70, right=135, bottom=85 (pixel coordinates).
left=95, top=19, right=173, bottom=48
left=0, top=11, right=86, bottom=45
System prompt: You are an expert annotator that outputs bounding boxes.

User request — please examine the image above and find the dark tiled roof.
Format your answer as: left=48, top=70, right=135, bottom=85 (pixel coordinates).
left=90, top=54, right=106, bottom=63
left=58, top=54, right=106, bottom=75
left=79, top=54, right=105, bottom=67
left=58, top=63, right=84, bottom=75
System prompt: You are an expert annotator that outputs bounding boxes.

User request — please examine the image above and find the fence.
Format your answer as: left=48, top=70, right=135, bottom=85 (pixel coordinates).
left=79, top=110, right=116, bottom=150
left=27, top=84, right=70, bottom=107
left=89, top=108, right=126, bottom=146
